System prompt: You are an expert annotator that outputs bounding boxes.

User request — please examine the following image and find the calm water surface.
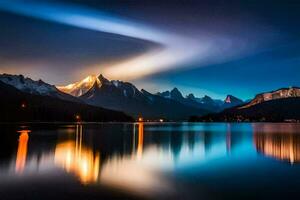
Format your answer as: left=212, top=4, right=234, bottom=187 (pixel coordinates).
left=0, top=122, right=300, bottom=200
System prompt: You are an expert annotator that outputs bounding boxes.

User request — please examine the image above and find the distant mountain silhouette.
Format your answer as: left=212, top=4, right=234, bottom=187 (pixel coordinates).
left=56, top=74, right=247, bottom=120
left=223, top=94, right=244, bottom=109
left=0, top=74, right=80, bottom=103
left=158, top=88, right=243, bottom=112
left=0, top=81, right=133, bottom=122
left=240, top=87, right=300, bottom=108
left=79, top=75, right=209, bottom=120
left=190, top=87, right=300, bottom=122
left=1, top=73, right=248, bottom=121
left=1, top=73, right=299, bottom=122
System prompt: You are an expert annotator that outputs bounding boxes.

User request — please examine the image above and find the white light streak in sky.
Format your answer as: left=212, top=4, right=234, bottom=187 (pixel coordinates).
left=0, top=1, right=216, bottom=80
left=0, top=1, right=240, bottom=81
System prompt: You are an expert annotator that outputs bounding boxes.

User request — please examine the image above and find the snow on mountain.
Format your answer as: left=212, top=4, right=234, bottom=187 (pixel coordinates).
left=57, top=75, right=100, bottom=97
left=75, top=74, right=209, bottom=119
left=157, top=91, right=171, bottom=99
left=187, top=94, right=216, bottom=105
left=158, top=88, right=224, bottom=112
left=240, top=87, right=300, bottom=109
left=0, top=74, right=57, bottom=95
left=195, top=87, right=300, bottom=122
left=158, top=88, right=244, bottom=112
left=222, top=95, right=244, bottom=109
left=59, top=74, right=142, bottom=100
left=157, top=88, right=185, bottom=101
left=58, top=74, right=244, bottom=117
left=0, top=74, right=80, bottom=102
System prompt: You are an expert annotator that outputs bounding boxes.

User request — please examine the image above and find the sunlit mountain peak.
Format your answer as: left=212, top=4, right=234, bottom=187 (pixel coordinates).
left=57, top=75, right=100, bottom=97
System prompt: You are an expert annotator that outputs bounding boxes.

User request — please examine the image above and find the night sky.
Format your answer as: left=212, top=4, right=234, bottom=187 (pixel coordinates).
left=0, top=0, right=300, bottom=100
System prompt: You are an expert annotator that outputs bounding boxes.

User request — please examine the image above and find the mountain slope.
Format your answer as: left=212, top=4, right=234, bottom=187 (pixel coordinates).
left=58, top=74, right=243, bottom=119
left=141, top=89, right=210, bottom=119
left=0, top=74, right=80, bottom=102
left=0, top=81, right=133, bottom=122
left=158, top=88, right=243, bottom=112
left=78, top=75, right=209, bottom=120
left=222, top=94, right=244, bottom=109
left=57, top=75, right=100, bottom=97
left=157, top=88, right=203, bottom=109
left=190, top=87, right=300, bottom=122
left=186, top=93, right=222, bottom=111
left=240, top=87, right=300, bottom=108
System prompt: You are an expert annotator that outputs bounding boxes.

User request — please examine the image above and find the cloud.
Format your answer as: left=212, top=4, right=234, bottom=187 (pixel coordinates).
left=0, top=1, right=275, bottom=82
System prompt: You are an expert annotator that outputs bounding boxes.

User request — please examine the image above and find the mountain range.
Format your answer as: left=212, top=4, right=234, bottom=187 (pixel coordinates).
left=0, top=78, right=132, bottom=122
left=2, top=73, right=298, bottom=122
left=0, top=73, right=243, bottom=121
left=191, top=87, right=300, bottom=122
left=58, top=74, right=244, bottom=120
left=78, top=75, right=210, bottom=120
left=0, top=74, right=80, bottom=103
left=157, top=88, right=243, bottom=112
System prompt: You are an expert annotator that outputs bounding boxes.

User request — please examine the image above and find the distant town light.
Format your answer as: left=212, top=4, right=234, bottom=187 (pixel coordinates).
left=159, top=119, right=164, bottom=122
left=138, top=117, right=143, bottom=122
left=21, top=103, right=26, bottom=108
left=75, top=115, right=81, bottom=121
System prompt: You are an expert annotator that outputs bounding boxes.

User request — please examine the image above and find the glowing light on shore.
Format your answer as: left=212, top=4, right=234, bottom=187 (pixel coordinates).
left=138, top=117, right=143, bottom=122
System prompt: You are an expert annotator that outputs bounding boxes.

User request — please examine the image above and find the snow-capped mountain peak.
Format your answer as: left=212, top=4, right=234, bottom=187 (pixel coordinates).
left=58, top=74, right=140, bottom=98
left=57, top=75, right=100, bottom=97
left=240, top=87, right=300, bottom=109
left=0, top=74, right=57, bottom=95
left=0, top=73, right=80, bottom=102
left=222, top=94, right=244, bottom=109
left=224, top=95, right=242, bottom=104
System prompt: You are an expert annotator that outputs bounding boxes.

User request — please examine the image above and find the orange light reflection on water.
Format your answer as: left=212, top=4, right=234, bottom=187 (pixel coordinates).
left=100, top=122, right=172, bottom=196
left=15, top=130, right=30, bottom=173
left=54, top=125, right=100, bottom=184
left=137, top=122, right=144, bottom=159
left=12, top=123, right=171, bottom=197
left=253, top=124, right=300, bottom=164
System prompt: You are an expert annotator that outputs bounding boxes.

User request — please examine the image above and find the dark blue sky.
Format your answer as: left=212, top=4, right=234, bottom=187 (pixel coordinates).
left=0, top=0, right=300, bottom=100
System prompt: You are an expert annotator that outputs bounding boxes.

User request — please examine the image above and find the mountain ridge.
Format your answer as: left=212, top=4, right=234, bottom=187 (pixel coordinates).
left=157, top=88, right=243, bottom=112
left=78, top=75, right=209, bottom=120
left=57, top=74, right=246, bottom=119
left=1, top=73, right=299, bottom=122
left=190, top=87, right=300, bottom=122
left=0, top=80, right=133, bottom=122
left=240, top=87, right=300, bottom=109
left=0, top=73, right=80, bottom=103
left=57, top=75, right=100, bottom=97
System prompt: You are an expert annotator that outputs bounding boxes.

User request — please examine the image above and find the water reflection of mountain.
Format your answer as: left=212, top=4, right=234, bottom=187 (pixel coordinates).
left=253, top=124, right=300, bottom=164
left=0, top=126, right=18, bottom=164
left=1, top=123, right=253, bottom=173
left=0, top=123, right=254, bottom=196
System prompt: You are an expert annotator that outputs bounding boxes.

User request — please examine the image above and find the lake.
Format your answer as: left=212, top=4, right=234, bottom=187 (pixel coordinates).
left=0, top=122, right=300, bottom=200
